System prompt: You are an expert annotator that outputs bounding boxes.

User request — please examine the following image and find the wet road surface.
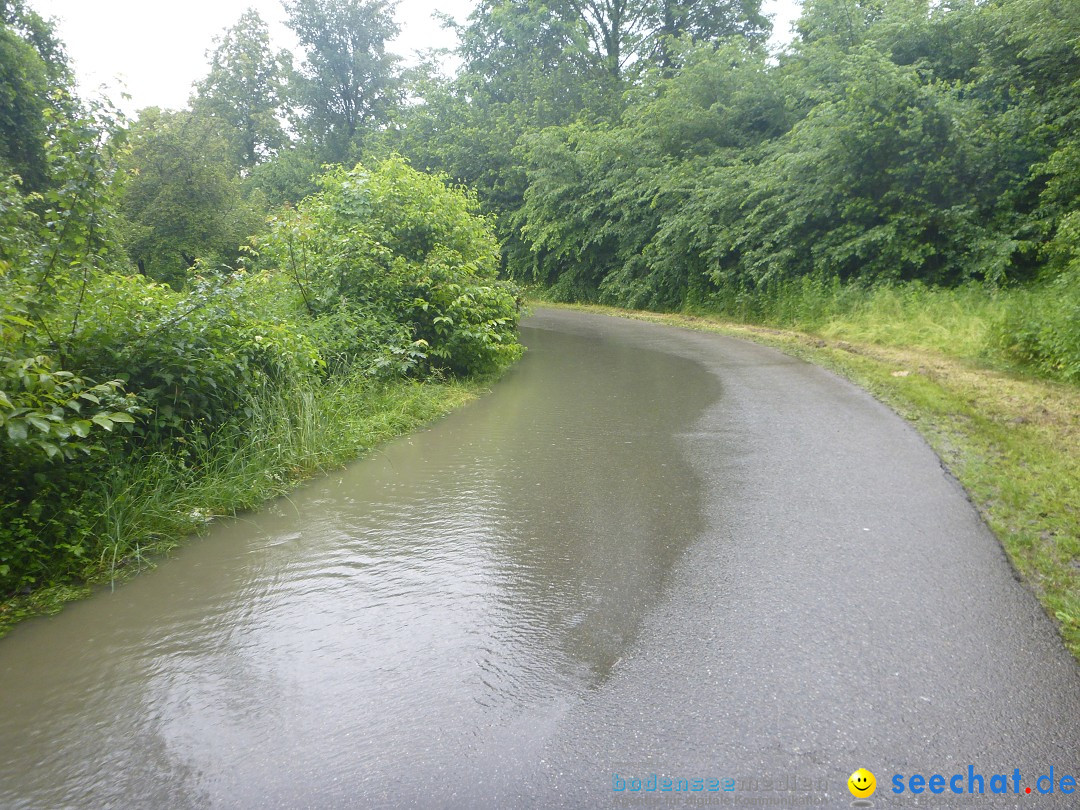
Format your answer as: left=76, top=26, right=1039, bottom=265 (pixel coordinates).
left=0, top=308, right=1077, bottom=809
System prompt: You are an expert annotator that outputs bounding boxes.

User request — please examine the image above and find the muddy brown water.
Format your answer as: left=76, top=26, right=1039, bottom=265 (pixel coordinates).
left=0, top=313, right=721, bottom=808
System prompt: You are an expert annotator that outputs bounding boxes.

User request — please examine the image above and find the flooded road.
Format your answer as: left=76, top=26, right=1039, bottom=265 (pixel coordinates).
left=1, top=309, right=1078, bottom=809
left=0, top=310, right=720, bottom=808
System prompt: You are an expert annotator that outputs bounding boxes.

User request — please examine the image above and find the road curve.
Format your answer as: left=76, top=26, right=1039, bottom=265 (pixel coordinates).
left=519, top=308, right=1080, bottom=809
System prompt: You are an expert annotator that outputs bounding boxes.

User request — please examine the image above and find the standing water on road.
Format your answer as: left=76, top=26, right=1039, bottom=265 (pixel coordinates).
left=0, top=312, right=721, bottom=808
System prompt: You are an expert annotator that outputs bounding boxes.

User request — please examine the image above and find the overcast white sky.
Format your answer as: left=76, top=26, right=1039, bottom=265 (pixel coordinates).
left=33, top=0, right=803, bottom=114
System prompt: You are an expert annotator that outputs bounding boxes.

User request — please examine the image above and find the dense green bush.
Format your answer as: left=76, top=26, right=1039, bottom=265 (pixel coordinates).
left=2, top=137, right=521, bottom=599
left=258, top=156, right=523, bottom=376
left=54, top=272, right=321, bottom=438
left=1, top=270, right=142, bottom=592
left=995, top=280, right=1080, bottom=383
left=995, top=212, right=1080, bottom=383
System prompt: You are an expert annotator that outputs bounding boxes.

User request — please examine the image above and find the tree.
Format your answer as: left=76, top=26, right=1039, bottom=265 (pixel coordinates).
left=0, top=21, right=49, bottom=189
left=0, top=0, right=69, bottom=83
left=391, top=0, right=770, bottom=278
left=192, top=8, right=291, bottom=169
left=456, top=0, right=603, bottom=109
left=0, top=0, right=73, bottom=191
left=562, top=0, right=769, bottom=80
left=116, top=108, right=266, bottom=286
left=401, top=1, right=611, bottom=200
left=515, top=42, right=787, bottom=305
left=649, top=0, right=770, bottom=68
left=566, top=0, right=649, bottom=80
left=794, top=0, right=889, bottom=48
left=284, top=0, right=402, bottom=161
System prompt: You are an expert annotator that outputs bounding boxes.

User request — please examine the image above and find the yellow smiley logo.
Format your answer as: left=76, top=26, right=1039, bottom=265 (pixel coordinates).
left=848, top=768, right=876, bottom=798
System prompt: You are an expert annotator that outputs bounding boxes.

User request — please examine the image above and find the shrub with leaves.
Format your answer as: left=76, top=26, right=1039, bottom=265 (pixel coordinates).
left=995, top=213, right=1080, bottom=382
left=258, top=156, right=523, bottom=376
left=51, top=270, right=322, bottom=439
left=1, top=245, right=143, bottom=463
left=0, top=357, right=139, bottom=459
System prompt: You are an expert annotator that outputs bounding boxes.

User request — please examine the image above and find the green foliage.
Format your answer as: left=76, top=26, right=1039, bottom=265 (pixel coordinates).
left=116, top=108, right=266, bottom=285
left=0, top=347, right=141, bottom=592
left=0, top=0, right=536, bottom=612
left=245, top=142, right=323, bottom=206
left=52, top=271, right=321, bottom=437
left=461, top=0, right=770, bottom=85
left=0, top=355, right=139, bottom=460
left=516, top=43, right=789, bottom=308
left=683, top=271, right=1080, bottom=384
left=693, top=275, right=999, bottom=355
left=9, top=0, right=1080, bottom=615
left=2, top=96, right=522, bottom=600
left=1, top=248, right=314, bottom=596
left=994, top=280, right=1080, bottom=383
left=388, top=0, right=769, bottom=274
left=1, top=261, right=142, bottom=465
left=507, top=0, right=1080, bottom=347
left=0, top=59, right=144, bottom=592
left=0, top=0, right=72, bottom=192
left=259, top=156, right=523, bottom=376
left=3, top=147, right=521, bottom=599
left=192, top=8, right=292, bottom=168
left=995, top=218, right=1080, bottom=382
left=0, top=12, right=136, bottom=472
left=718, top=47, right=1028, bottom=287
left=284, top=0, right=402, bottom=161
left=0, top=21, right=48, bottom=189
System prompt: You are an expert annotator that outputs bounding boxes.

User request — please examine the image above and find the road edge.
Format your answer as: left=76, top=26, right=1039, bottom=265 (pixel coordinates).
left=530, top=301, right=1080, bottom=664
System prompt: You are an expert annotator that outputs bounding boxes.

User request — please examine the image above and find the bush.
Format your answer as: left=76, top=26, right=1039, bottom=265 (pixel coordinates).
left=51, top=271, right=321, bottom=439
left=258, top=156, right=523, bottom=376
left=2, top=153, right=524, bottom=600
left=995, top=269, right=1080, bottom=382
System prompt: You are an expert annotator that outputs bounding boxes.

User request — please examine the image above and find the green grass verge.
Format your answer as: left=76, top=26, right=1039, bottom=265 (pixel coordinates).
left=534, top=300, right=1080, bottom=662
left=530, top=275, right=1080, bottom=383
left=0, top=373, right=492, bottom=636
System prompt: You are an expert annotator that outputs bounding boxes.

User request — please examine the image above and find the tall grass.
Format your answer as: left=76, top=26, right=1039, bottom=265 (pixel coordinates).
left=691, top=275, right=1080, bottom=380
left=0, top=374, right=482, bottom=631
left=91, top=374, right=481, bottom=581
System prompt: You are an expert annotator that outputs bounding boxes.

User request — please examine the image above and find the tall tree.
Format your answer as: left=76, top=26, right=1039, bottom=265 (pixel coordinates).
left=0, top=0, right=73, bottom=191
left=193, top=8, right=291, bottom=169
left=117, top=108, right=265, bottom=286
left=569, top=0, right=648, bottom=80
left=284, top=0, right=402, bottom=161
left=565, top=0, right=769, bottom=80
left=456, top=0, right=599, bottom=107
left=794, top=0, right=889, bottom=48
left=0, top=20, right=49, bottom=189
left=457, top=0, right=768, bottom=99
left=0, top=0, right=69, bottom=82
left=392, top=0, right=770, bottom=275
left=650, top=0, right=770, bottom=68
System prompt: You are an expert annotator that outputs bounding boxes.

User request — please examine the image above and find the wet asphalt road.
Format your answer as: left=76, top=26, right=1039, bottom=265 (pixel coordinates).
left=0, top=308, right=1076, bottom=810
left=516, top=309, right=1080, bottom=810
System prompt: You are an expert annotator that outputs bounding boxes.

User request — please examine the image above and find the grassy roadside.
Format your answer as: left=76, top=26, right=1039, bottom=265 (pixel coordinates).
left=534, top=300, right=1080, bottom=661
left=0, top=373, right=492, bottom=637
